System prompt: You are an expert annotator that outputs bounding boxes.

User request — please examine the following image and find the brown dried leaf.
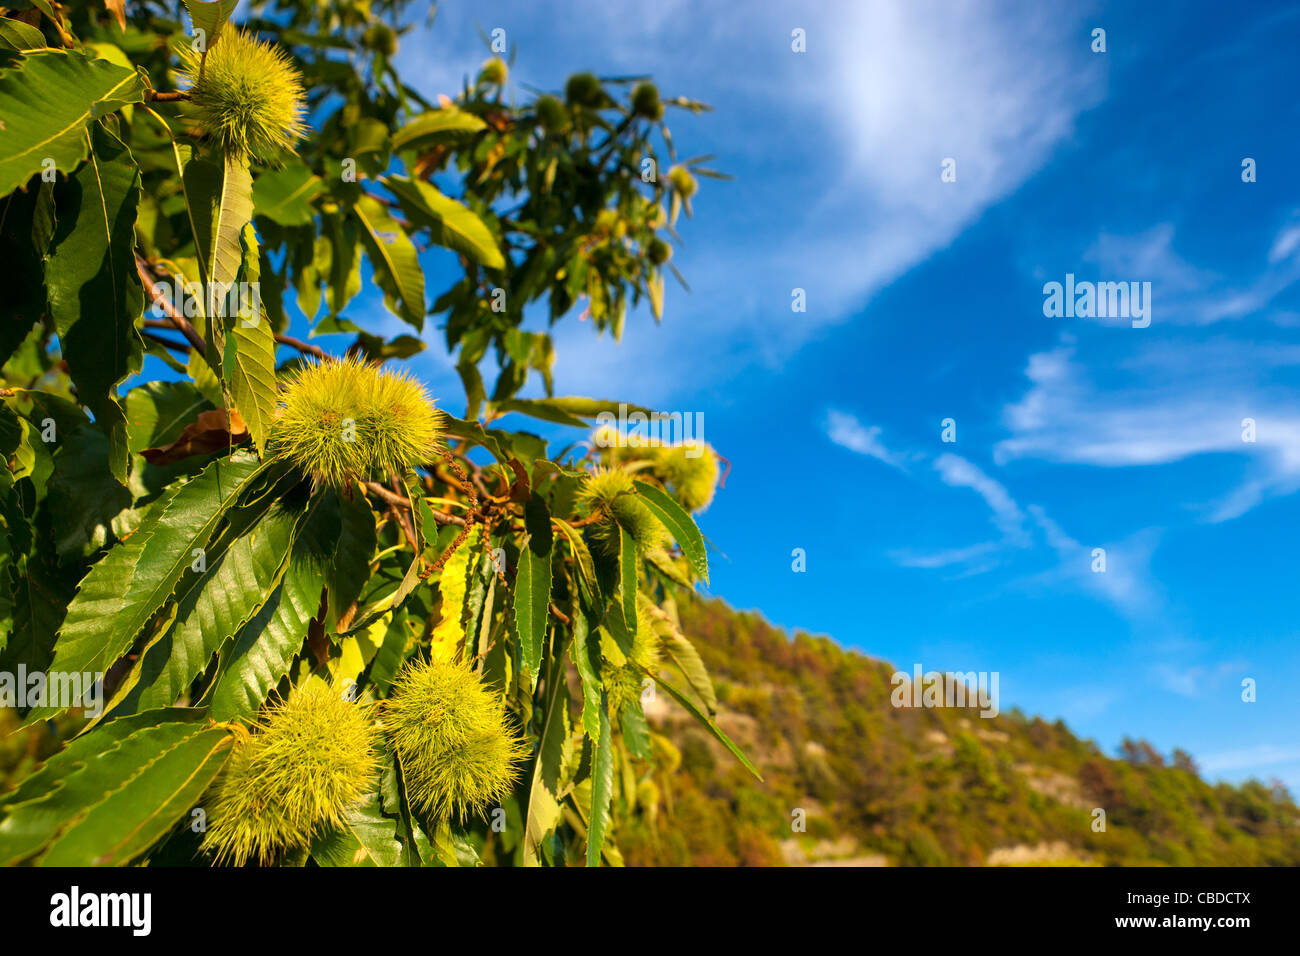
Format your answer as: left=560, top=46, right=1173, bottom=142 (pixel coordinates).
left=141, top=408, right=248, bottom=465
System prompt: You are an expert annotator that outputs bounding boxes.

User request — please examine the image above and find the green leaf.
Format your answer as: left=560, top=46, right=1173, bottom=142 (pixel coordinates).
left=391, top=107, right=486, bottom=151
left=185, top=149, right=253, bottom=339
left=491, top=398, right=589, bottom=429
left=37, top=726, right=235, bottom=866
left=45, top=122, right=144, bottom=482
left=523, top=672, right=569, bottom=866
left=570, top=610, right=603, bottom=742
left=222, top=223, right=277, bottom=454
left=0, top=50, right=145, bottom=197
left=252, top=160, right=323, bottom=227
left=430, top=819, right=481, bottom=867
left=0, top=537, right=75, bottom=677
left=107, top=494, right=302, bottom=718
left=440, top=414, right=509, bottom=463
left=618, top=524, right=637, bottom=637
left=208, top=496, right=343, bottom=719
left=586, top=703, right=613, bottom=867
left=182, top=0, right=239, bottom=48
left=513, top=495, right=552, bottom=689
left=385, top=175, right=504, bottom=270
left=209, top=151, right=253, bottom=304
left=26, top=455, right=265, bottom=722
left=326, top=488, right=377, bottom=633
left=310, top=785, right=403, bottom=867
left=379, top=746, right=428, bottom=867
left=530, top=396, right=656, bottom=419
left=125, top=380, right=213, bottom=453
left=0, top=17, right=46, bottom=52
left=634, top=480, right=708, bottom=581
left=354, top=193, right=426, bottom=330
left=0, top=179, right=54, bottom=366
left=635, top=662, right=763, bottom=781
left=0, top=718, right=212, bottom=865
left=659, top=626, right=718, bottom=716
left=621, top=698, right=652, bottom=759
left=44, top=423, right=132, bottom=559
left=0, top=708, right=207, bottom=813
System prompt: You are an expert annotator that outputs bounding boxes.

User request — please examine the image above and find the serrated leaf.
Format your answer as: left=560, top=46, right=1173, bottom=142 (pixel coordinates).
left=586, top=703, right=613, bottom=867
left=635, top=662, right=762, bottom=781
left=0, top=719, right=210, bottom=865
left=0, top=50, right=145, bottom=196
left=523, top=673, right=569, bottom=866
left=0, top=17, right=46, bottom=51
left=385, top=175, right=504, bottom=270
left=252, top=160, right=323, bottom=227
left=37, top=726, right=235, bottom=866
left=354, top=193, right=425, bottom=329
left=182, top=0, right=239, bottom=48
left=45, top=122, right=144, bottom=482
left=27, top=455, right=265, bottom=722
left=513, top=495, right=552, bottom=688
left=618, top=524, right=637, bottom=637
left=633, top=480, right=708, bottom=581
left=0, top=708, right=207, bottom=813
left=209, top=496, right=344, bottom=719
left=659, top=626, right=717, bottom=716
left=491, top=398, right=589, bottom=428
left=107, top=495, right=301, bottom=718
left=570, top=610, right=602, bottom=741
left=391, top=107, right=486, bottom=151
left=310, top=785, right=403, bottom=867
left=621, top=698, right=652, bottom=759
left=222, top=223, right=277, bottom=454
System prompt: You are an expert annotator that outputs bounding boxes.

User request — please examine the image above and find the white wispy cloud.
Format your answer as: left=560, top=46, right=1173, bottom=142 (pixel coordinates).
left=996, top=336, right=1300, bottom=521
left=933, top=453, right=1028, bottom=545
left=1199, top=743, right=1300, bottom=774
left=1152, top=660, right=1248, bottom=699
left=888, top=541, right=998, bottom=569
left=1026, top=506, right=1161, bottom=617
left=824, top=410, right=906, bottom=469
left=1079, top=218, right=1300, bottom=326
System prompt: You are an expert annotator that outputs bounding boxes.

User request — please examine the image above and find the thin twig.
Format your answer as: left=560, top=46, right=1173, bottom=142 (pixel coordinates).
left=276, top=332, right=329, bottom=360
left=136, top=253, right=208, bottom=357
left=362, top=481, right=466, bottom=527
left=142, top=330, right=192, bottom=352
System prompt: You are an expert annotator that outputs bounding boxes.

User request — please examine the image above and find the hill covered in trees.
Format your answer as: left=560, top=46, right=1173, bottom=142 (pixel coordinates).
left=618, top=597, right=1300, bottom=867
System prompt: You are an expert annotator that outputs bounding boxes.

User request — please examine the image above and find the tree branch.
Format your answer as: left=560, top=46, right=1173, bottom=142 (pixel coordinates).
left=135, top=254, right=209, bottom=358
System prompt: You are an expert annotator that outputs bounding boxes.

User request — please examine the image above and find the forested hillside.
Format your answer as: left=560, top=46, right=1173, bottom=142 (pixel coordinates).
left=618, top=598, right=1300, bottom=867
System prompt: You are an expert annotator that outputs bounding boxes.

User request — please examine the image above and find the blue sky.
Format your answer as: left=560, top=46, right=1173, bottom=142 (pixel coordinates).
left=191, top=1, right=1300, bottom=789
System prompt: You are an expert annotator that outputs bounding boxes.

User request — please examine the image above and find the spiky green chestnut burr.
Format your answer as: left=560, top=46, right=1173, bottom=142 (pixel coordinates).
left=600, top=594, right=662, bottom=717
left=565, top=71, right=604, bottom=108
left=654, top=442, right=720, bottom=512
left=534, top=94, right=568, bottom=133
left=647, top=237, right=672, bottom=266
left=631, top=82, right=663, bottom=121
left=579, top=468, right=669, bottom=556
left=668, top=165, right=698, bottom=199
left=202, top=683, right=378, bottom=866
left=362, top=23, right=398, bottom=57
left=270, top=356, right=442, bottom=489
left=478, top=56, right=508, bottom=86
left=179, top=29, right=306, bottom=161
left=384, top=659, right=527, bottom=820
